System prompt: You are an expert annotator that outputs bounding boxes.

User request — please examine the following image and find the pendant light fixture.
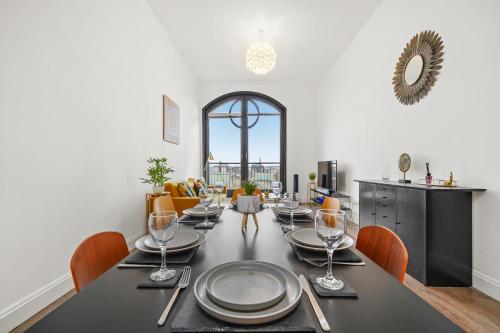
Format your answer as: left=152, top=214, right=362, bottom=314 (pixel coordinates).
left=246, top=30, right=277, bottom=75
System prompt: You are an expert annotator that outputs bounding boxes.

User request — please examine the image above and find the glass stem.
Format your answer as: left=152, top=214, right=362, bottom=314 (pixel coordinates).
left=204, top=206, right=208, bottom=222
left=160, top=247, right=167, bottom=272
left=290, top=211, right=294, bottom=229
left=326, top=248, right=334, bottom=280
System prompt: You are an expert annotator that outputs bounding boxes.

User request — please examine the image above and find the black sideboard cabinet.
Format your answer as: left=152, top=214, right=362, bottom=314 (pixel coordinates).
left=355, top=179, right=486, bottom=286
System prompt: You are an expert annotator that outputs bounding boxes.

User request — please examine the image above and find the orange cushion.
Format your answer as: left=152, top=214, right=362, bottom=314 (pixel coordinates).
left=164, top=182, right=180, bottom=197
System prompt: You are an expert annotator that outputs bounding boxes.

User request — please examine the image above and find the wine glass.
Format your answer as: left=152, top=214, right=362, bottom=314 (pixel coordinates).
left=282, top=192, right=299, bottom=231
left=214, top=182, right=224, bottom=208
left=271, top=181, right=283, bottom=207
left=199, top=187, right=215, bottom=227
left=315, top=209, right=347, bottom=290
left=148, top=211, right=178, bottom=281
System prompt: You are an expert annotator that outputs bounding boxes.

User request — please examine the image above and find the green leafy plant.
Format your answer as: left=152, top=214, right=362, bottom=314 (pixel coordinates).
left=140, top=157, right=174, bottom=187
left=242, top=181, right=259, bottom=196
left=308, top=172, right=316, bottom=181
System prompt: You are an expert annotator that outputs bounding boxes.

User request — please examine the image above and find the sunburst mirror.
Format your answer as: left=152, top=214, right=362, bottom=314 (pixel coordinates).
left=393, top=30, right=444, bottom=105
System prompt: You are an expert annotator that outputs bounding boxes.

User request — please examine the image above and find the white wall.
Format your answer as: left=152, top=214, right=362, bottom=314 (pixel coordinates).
left=201, top=84, right=317, bottom=199
left=0, top=0, right=200, bottom=331
left=316, top=0, right=500, bottom=300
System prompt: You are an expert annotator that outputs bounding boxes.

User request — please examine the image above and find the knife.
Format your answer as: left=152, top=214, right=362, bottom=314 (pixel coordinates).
left=299, top=274, right=331, bottom=332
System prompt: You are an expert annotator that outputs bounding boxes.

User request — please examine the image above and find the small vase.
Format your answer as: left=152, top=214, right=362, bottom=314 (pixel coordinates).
left=237, top=195, right=260, bottom=214
left=152, top=185, right=164, bottom=194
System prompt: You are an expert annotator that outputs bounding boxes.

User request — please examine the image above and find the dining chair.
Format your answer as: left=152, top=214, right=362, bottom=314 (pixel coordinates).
left=321, top=197, right=341, bottom=210
left=70, top=232, right=129, bottom=292
left=230, top=188, right=264, bottom=204
left=355, top=225, right=408, bottom=283
left=153, top=194, right=176, bottom=213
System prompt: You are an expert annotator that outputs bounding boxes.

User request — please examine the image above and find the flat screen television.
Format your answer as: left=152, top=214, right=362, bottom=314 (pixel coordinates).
left=317, top=160, right=337, bottom=193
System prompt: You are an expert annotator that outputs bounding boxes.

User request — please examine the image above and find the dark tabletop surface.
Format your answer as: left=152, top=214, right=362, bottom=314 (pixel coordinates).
left=26, top=208, right=463, bottom=333
left=354, top=179, right=486, bottom=192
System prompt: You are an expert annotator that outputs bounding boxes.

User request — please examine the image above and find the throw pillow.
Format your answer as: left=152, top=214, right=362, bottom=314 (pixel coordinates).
left=178, top=182, right=194, bottom=197
left=193, top=181, right=203, bottom=196
left=197, top=178, right=208, bottom=191
left=177, top=183, right=187, bottom=197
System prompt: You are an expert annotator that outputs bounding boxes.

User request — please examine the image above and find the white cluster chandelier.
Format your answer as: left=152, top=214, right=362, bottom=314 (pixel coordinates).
left=246, top=39, right=277, bottom=75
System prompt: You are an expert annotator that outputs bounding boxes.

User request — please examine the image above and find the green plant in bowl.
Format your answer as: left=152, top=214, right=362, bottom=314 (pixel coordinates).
left=243, top=181, right=259, bottom=195
left=140, top=157, right=174, bottom=193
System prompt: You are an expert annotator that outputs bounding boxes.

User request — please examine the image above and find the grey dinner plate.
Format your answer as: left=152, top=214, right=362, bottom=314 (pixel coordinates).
left=194, top=261, right=302, bottom=325
left=205, top=261, right=287, bottom=312
left=144, top=231, right=200, bottom=250
left=184, top=206, right=221, bottom=217
left=135, top=232, right=206, bottom=254
left=284, top=230, right=354, bottom=252
left=291, top=228, right=324, bottom=248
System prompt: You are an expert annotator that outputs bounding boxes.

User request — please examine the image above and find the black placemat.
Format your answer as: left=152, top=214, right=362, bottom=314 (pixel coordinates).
left=309, top=274, right=358, bottom=298
left=171, top=291, right=315, bottom=332
left=290, top=244, right=362, bottom=263
left=275, top=213, right=314, bottom=224
left=137, top=269, right=182, bottom=289
left=123, top=248, right=197, bottom=265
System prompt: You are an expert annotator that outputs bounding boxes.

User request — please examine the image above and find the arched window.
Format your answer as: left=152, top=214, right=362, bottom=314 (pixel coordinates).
left=202, top=91, right=286, bottom=190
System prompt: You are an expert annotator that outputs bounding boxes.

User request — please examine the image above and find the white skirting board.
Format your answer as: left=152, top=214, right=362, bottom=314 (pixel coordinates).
left=473, top=270, right=500, bottom=301
left=0, top=231, right=145, bottom=333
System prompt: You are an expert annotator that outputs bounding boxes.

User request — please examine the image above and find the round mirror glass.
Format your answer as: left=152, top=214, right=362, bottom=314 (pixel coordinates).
left=404, top=54, right=424, bottom=85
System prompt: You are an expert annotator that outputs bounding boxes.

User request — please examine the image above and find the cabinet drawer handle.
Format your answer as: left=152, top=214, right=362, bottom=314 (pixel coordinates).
left=396, top=222, right=402, bottom=225
left=381, top=196, right=387, bottom=199
left=371, top=213, right=376, bottom=216
left=382, top=215, right=387, bottom=218
left=383, top=204, right=387, bottom=207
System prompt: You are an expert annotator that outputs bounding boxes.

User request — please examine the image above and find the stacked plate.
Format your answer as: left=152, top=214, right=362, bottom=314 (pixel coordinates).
left=183, top=206, right=223, bottom=218
left=135, top=230, right=206, bottom=254
left=284, top=228, right=354, bottom=252
left=194, top=261, right=302, bottom=325
left=273, top=206, right=312, bottom=217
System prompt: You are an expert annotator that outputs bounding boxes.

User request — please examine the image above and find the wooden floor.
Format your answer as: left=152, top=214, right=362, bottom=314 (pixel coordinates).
left=10, top=223, right=500, bottom=333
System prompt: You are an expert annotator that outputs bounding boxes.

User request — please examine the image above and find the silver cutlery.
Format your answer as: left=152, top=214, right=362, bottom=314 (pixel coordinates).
left=158, top=266, right=191, bottom=326
left=299, top=274, right=331, bottom=332
left=117, top=263, right=160, bottom=268
left=304, top=259, right=366, bottom=267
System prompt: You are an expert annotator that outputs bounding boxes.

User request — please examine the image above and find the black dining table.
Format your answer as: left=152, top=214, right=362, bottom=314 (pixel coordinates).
left=26, top=208, right=463, bottom=332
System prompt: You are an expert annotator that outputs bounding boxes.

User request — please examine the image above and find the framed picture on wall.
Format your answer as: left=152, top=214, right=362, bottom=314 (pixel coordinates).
left=163, top=95, right=180, bottom=144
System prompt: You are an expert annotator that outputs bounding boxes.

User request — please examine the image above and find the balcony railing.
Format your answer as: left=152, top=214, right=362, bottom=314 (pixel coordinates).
left=207, top=162, right=280, bottom=190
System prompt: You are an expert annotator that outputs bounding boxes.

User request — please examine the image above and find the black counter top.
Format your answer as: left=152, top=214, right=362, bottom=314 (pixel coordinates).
left=354, top=179, right=486, bottom=192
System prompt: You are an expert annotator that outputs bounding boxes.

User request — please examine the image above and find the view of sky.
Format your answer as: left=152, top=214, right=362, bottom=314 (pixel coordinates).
left=208, top=99, right=280, bottom=163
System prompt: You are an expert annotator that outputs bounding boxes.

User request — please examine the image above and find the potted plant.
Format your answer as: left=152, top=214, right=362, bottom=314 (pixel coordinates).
left=237, top=181, right=260, bottom=214
left=308, top=172, right=316, bottom=182
left=140, top=157, right=174, bottom=194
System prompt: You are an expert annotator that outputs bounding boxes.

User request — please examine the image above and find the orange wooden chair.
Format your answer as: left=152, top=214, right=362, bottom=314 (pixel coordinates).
left=321, top=197, right=341, bottom=210
left=153, top=195, right=176, bottom=213
left=230, top=188, right=264, bottom=204
left=70, top=232, right=129, bottom=292
left=355, top=225, right=408, bottom=283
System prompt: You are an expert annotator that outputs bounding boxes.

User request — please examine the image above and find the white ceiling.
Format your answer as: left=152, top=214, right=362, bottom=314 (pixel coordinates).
left=147, top=0, right=382, bottom=84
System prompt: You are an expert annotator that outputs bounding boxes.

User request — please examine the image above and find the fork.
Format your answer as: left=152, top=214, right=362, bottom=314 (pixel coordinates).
left=305, top=259, right=366, bottom=267
left=157, top=266, right=191, bottom=326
